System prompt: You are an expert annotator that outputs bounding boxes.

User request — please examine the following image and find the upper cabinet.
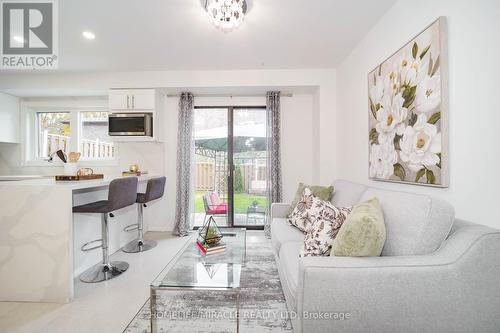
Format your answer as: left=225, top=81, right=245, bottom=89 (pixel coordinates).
left=0, top=92, right=20, bottom=143
left=109, top=89, right=155, bottom=111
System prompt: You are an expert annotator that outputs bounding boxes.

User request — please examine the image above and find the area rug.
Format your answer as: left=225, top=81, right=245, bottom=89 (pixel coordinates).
left=123, top=231, right=293, bottom=332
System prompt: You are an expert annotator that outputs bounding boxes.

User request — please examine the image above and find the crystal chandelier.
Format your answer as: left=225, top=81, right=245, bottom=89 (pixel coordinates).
left=205, top=0, right=247, bottom=31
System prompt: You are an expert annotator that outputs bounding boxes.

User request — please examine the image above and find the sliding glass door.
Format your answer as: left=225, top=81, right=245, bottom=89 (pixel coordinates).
left=193, top=108, right=230, bottom=227
left=193, top=106, right=267, bottom=229
left=232, top=107, right=268, bottom=227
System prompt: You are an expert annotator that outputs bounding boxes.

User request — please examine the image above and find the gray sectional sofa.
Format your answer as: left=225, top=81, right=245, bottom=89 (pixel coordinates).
left=271, top=179, right=500, bottom=333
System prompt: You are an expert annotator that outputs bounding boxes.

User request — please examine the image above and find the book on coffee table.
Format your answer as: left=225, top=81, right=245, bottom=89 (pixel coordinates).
left=196, top=241, right=226, bottom=254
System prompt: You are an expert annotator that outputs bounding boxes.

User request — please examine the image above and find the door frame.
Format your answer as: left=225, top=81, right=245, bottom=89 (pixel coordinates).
left=194, top=105, right=266, bottom=230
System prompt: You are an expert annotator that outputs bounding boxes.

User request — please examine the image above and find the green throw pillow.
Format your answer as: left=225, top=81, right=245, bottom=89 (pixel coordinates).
left=287, top=183, right=334, bottom=217
left=331, top=198, right=386, bottom=257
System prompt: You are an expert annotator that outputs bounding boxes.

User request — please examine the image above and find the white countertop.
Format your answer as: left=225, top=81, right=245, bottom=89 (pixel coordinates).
left=0, top=175, right=161, bottom=190
left=0, top=175, right=46, bottom=181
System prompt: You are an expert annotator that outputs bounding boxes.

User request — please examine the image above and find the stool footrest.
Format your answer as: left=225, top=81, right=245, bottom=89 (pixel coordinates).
left=81, top=239, right=103, bottom=251
left=124, top=223, right=139, bottom=232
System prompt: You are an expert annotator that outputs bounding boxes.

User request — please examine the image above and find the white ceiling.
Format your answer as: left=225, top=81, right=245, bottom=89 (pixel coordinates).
left=55, top=0, right=395, bottom=71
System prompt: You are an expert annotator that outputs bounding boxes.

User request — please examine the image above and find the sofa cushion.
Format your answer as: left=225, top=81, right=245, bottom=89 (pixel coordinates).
left=331, top=180, right=368, bottom=207
left=279, top=241, right=302, bottom=307
left=287, top=183, right=334, bottom=216
left=359, top=188, right=454, bottom=256
left=288, top=188, right=317, bottom=232
left=271, top=218, right=304, bottom=256
left=299, top=196, right=352, bottom=257
left=331, top=198, right=386, bottom=257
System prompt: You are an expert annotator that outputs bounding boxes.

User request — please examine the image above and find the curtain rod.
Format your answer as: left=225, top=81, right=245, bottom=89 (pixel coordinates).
left=166, top=93, right=293, bottom=98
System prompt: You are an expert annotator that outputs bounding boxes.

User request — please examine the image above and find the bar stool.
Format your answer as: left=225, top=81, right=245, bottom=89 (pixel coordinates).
left=73, top=177, right=138, bottom=283
left=122, top=176, right=166, bottom=253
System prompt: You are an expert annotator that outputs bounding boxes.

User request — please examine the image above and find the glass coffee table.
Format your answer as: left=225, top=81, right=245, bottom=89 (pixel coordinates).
left=150, top=228, right=246, bottom=332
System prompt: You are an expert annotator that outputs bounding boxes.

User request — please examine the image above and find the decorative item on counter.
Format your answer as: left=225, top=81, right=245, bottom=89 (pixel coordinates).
left=62, top=151, right=81, bottom=175
left=122, top=171, right=149, bottom=177
left=197, top=216, right=224, bottom=255
left=57, top=167, right=103, bottom=181
left=63, top=163, right=78, bottom=176
left=55, top=174, right=104, bottom=181
left=56, top=150, right=67, bottom=163
left=122, top=164, right=148, bottom=177
left=68, top=152, right=81, bottom=163
left=77, top=168, right=94, bottom=176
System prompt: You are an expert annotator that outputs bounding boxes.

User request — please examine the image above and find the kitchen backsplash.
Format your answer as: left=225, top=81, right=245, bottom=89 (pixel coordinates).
left=0, top=141, right=165, bottom=176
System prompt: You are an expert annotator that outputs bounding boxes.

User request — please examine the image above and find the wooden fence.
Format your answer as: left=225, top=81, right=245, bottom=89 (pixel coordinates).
left=44, top=132, right=114, bottom=159
left=81, top=138, right=115, bottom=159
left=43, top=133, right=70, bottom=157
left=196, top=162, right=214, bottom=190
left=195, top=162, right=266, bottom=193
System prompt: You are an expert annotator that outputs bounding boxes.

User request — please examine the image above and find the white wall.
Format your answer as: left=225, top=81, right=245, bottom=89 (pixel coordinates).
left=281, top=94, right=316, bottom=202
left=0, top=92, right=19, bottom=143
left=336, top=0, right=500, bottom=228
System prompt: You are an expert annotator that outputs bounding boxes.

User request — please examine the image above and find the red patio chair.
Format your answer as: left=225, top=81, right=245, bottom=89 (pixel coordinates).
left=202, top=192, right=228, bottom=225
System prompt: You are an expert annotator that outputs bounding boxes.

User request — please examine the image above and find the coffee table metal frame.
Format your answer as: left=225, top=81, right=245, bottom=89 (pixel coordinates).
left=150, top=228, right=246, bottom=333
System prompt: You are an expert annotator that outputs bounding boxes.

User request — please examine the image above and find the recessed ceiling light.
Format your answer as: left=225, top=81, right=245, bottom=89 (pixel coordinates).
left=13, top=36, right=24, bottom=43
left=82, top=31, right=95, bottom=40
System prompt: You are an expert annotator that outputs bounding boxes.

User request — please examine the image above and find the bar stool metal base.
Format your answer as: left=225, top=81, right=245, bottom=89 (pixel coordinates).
left=122, top=239, right=157, bottom=253
left=79, top=261, right=129, bottom=283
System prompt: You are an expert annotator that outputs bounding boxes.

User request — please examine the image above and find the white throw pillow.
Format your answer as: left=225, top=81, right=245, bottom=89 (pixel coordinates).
left=288, top=187, right=317, bottom=232
left=299, top=194, right=352, bottom=257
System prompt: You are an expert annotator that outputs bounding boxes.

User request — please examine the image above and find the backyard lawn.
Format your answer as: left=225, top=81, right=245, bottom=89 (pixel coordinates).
left=195, top=190, right=267, bottom=214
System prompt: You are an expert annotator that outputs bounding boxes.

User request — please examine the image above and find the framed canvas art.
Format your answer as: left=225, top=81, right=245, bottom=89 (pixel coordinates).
left=368, top=17, right=448, bottom=187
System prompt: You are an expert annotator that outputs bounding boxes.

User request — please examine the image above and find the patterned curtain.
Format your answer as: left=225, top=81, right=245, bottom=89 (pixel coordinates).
left=265, top=91, right=283, bottom=238
left=173, top=92, right=195, bottom=236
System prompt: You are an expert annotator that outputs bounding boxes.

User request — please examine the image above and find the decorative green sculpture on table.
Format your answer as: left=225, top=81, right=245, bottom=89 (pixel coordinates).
left=197, top=216, right=223, bottom=246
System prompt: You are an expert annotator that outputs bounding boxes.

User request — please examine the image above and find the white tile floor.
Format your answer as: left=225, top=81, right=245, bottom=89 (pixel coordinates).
left=0, top=232, right=191, bottom=333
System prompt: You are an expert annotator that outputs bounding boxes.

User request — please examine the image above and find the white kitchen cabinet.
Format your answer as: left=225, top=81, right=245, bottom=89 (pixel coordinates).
left=130, top=89, right=155, bottom=109
left=108, top=89, right=130, bottom=110
left=109, top=89, right=155, bottom=111
left=0, top=92, right=20, bottom=143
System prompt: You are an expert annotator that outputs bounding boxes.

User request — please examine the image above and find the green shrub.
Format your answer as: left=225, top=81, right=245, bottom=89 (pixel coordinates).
left=234, top=165, right=244, bottom=193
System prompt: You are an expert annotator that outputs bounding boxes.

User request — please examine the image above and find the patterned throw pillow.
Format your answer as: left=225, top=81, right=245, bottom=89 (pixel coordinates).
left=287, top=183, right=334, bottom=217
left=299, top=196, right=352, bottom=257
left=288, top=188, right=317, bottom=232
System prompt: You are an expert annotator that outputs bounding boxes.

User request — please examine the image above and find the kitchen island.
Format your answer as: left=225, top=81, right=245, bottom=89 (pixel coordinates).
left=0, top=175, right=162, bottom=303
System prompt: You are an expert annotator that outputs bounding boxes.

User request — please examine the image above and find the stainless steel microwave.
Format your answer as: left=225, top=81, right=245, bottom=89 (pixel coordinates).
left=108, top=113, right=153, bottom=136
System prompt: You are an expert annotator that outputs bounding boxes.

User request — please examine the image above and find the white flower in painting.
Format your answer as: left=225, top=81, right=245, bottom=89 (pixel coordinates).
left=399, top=113, right=441, bottom=172
left=370, top=143, right=398, bottom=179
left=400, top=56, right=419, bottom=87
left=369, top=75, right=384, bottom=106
left=376, top=93, right=408, bottom=144
left=414, top=73, right=441, bottom=114
left=383, top=63, right=400, bottom=97
left=400, top=52, right=430, bottom=86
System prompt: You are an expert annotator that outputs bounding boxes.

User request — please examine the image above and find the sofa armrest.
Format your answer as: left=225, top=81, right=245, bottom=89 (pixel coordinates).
left=271, top=203, right=291, bottom=219
left=295, top=221, right=500, bottom=333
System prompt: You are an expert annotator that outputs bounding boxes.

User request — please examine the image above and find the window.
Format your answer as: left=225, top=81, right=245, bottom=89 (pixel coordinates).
left=25, top=103, right=116, bottom=164
left=37, top=112, right=71, bottom=158
left=80, top=111, right=115, bottom=159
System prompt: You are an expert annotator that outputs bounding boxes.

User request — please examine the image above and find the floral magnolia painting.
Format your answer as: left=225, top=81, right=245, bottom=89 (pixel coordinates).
left=368, top=18, right=448, bottom=187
